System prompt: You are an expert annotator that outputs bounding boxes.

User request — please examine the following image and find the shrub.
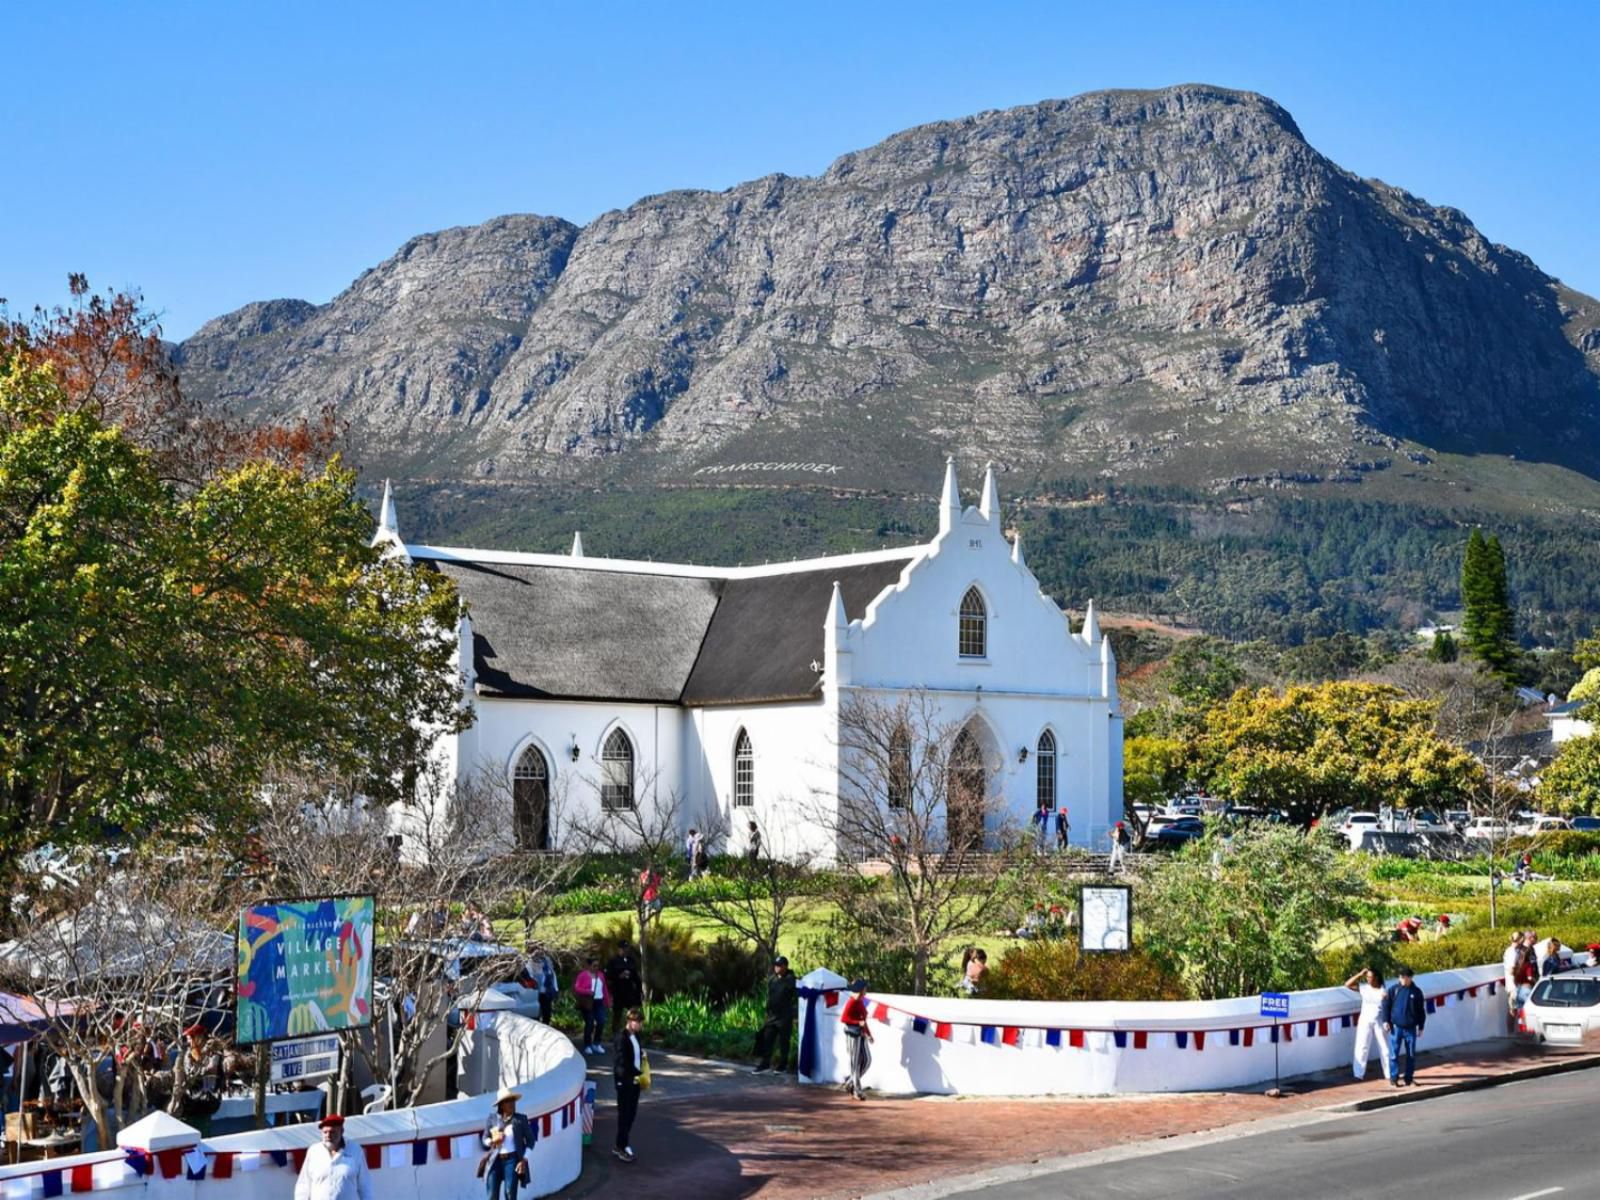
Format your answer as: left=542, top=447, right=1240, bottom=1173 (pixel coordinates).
left=982, top=939, right=1187, bottom=1002
left=576, top=916, right=764, bottom=1005
left=1505, top=831, right=1600, bottom=859
left=646, top=991, right=765, bottom=1060
left=796, top=913, right=947, bottom=995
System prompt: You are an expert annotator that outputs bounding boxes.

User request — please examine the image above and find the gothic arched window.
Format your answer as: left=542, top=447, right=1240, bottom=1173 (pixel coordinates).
left=513, top=745, right=551, bottom=851
left=601, top=728, right=634, bottom=810
left=958, top=587, right=987, bottom=658
left=1036, top=730, right=1056, bottom=813
left=887, top=724, right=912, bottom=809
left=733, top=728, right=754, bottom=808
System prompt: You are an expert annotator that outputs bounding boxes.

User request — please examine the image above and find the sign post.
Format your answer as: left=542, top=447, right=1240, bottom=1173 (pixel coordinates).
left=1259, top=992, right=1290, bottom=1097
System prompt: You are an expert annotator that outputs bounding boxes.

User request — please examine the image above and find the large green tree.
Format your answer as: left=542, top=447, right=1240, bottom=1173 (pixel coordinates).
left=1191, top=681, right=1484, bottom=823
left=1460, top=528, right=1517, bottom=679
left=0, top=349, right=464, bottom=887
left=1540, top=735, right=1600, bottom=816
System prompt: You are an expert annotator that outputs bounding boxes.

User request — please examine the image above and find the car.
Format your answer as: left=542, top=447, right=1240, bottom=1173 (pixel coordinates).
left=1406, top=809, right=1449, bottom=832
left=1339, top=812, right=1380, bottom=849
left=1521, top=968, right=1600, bottom=1046
left=1464, top=816, right=1515, bottom=841
left=1572, top=816, right=1600, bottom=832
left=1518, top=816, right=1572, bottom=835
left=1351, top=829, right=1423, bottom=857
left=1444, top=809, right=1470, bottom=831
left=1152, top=816, right=1205, bottom=849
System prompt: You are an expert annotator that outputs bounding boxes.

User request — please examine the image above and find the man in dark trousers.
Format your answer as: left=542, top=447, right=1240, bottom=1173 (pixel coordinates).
left=612, top=1008, right=646, bottom=1164
left=752, top=956, right=798, bottom=1073
left=605, top=942, right=642, bottom=1036
left=1380, top=964, right=1427, bottom=1087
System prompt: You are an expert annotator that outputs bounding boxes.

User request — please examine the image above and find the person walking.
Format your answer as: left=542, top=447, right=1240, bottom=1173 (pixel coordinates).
left=1380, top=965, right=1427, bottom=1088
left=1109, top=821, right=1131, bottom=873
left=958, top=948, right=988, bottom=995
left=685, top=829, right=701, bottom=880
left=1032, top=805, right=1050, bottom=852
left=1502, top=930, right=1522, bottom=1015
left=839, top=979, right=873, bottom=1100
left=1344, top=966, right=1391, bottom=1082
left=1055, top=808, right=1070, bottom=852
left=612, top=1008, right=646, bottom=1164
left=746, top=820, right=762, bottom=863
left=606, top=942, right=642, bottom=1036
left=573, top=957, right=608, bottom=1054
left=480, top=1087, right=532, bottom=1200
left=522, top=947, right=559, bottom=1025
left=294, top=1115, right=372, bottom=1200
left=753, top=956, right=798, bottom=1073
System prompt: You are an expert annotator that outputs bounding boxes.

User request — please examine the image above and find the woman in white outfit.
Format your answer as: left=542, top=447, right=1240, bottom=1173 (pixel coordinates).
left=1345, top=966, right=1392, bottom=1081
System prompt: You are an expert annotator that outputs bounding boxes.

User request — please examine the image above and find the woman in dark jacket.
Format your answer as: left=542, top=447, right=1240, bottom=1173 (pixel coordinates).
left=481, top=1086, right=533, bottom=1200
left=612, top=1008, right=645, bottom=1164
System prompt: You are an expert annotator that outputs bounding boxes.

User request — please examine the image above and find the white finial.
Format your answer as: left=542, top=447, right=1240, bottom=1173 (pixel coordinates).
left=938, top=456, right=960, bottom=536
left=824, top=580, right=852, bottom=689
left=1011, top=531, right=1024, bottom=565
left=372, top=479, right=408, bottom=561
left=1081, top=599, right=1101, bottom=644
left=1101, top=625, right=1119, bottom=708
left=570, top=531, right=584, bottom=558
left=979, top=462, right=1000, bottom=524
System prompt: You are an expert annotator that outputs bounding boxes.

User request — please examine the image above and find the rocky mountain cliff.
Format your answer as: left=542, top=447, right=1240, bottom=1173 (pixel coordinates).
left=177, top=84, right=1600, bottom=502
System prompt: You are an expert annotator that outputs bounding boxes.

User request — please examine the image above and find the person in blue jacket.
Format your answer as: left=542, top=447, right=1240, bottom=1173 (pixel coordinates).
left=1379, top=965, right=1427, bottom=1088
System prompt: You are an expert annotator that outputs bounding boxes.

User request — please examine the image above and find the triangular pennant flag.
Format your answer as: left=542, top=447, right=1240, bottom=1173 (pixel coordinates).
left=40, top=1172, right=62, bottom=1200
left=980, top=1025, right=998, bottom=1045
left=184, top=1148, right=208, bottom=1182
left=386, top=1144, right=409, bottom=1168
left=454, top=1135, right=478, bottom=1160
left=1112, top=1031, right=1127, bottom=1049
left=435, top=1137, right=452, bottom=1160
left=156, top=1149, right=185, bottom=1179
left=124, top=1151, right=150, bottom=1178
left=70, top=1165, right=94, bottom=1193
left=364, top=1145, right=382, bottom=1170
left=541, top=1113, right=553, bottom=1138
left=823, top=991, right=838, bottom=1007
left=1069, top=1029, right=1085, bottom=1049
left=213, top=1153, right=235, bottom=1180
left=1304, top=1020, right=1316, bottom=1037
left=411, top=1140, right=428, bottom=1167
left=911, top=1017, right=929, bottom=1035
left=1175, top=1031, right=1188, bottom=1049
left=1228, top=1029, right=1240, bottom=1046
left=1340, top=1014, right=1353, bottom=1028
left=291, top=1149, right=307, bottom=1172
left=1425, top=997, right=1437, bottom=1014
left=1001, top=1026, right=1021, bottom=1047
left=268, top=1151, right=288, bottom=1169
left=1243, top=1027, right=1255, bottom=1047
left=1132, top=1031, right=1148, bottom=1050
left=934, top=1021, right=952, bottom=1040
left=1045, top=1029, right=1062, bottom=1048
left=1269, top=1025, right=1279, bottom=1044
left=1194, top=1031, right=1206, bottom=1051
left=1282, top=1023, right=1293, bottom=1042
left=1318, top=1019, right=1329, bottom=1037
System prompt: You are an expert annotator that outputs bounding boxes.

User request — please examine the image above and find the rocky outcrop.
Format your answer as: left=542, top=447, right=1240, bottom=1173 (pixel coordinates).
left=176, top=85, right=1600, bottom=490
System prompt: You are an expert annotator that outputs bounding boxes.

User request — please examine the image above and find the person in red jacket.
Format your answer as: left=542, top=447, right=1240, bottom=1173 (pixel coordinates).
left=838, top=980, right=873, bottom=1100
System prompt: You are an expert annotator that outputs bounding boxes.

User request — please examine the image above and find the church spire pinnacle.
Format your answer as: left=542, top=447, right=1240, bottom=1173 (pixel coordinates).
left=570, top=531, right=584, bottom=558
left=938, top=456, right=960, bottom=536
left=979, top=461, right=1000, bottom=526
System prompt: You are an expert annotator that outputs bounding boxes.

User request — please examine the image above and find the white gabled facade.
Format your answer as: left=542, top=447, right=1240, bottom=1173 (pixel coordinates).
left=387, top=461, right=1123, bottom=863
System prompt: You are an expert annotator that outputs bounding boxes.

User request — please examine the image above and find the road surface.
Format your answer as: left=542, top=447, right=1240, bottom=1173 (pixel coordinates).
left=946, top=1067, right=1598, bottom=1199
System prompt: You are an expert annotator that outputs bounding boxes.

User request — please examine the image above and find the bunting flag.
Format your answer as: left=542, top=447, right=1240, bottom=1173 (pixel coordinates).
left=267, top=1151, right=288, bottom=1169
left=1193, top=1031, right=1206, bottom=1051
left=1282, top=1024, right=1293, bottom=1043
left=935, top=1022, right=952, bottom=1040
left=453, top=1135, right=478, bottom=1160
left=1488, top=981, right=1498, bottom=995
left=1044, top=1029, right=1061, bottom=1048
left=1069, top=1030, right=1085, bottom=1048
left=1175, top=1031, right=1188, bottom=1049
left=155, top=1150, right=185, bottom=1180
left=290, top=1150, right=307, bottom=1173
left=1001, top=1027, right=1021, bottom=1047
left=238, top=1153, right=264, bottom=1173
left=69, top=1167, right=93, bottom=1193
left=212, top=1153, right=235, bottom=1180
left=559, top=1108, right=569, bottom=1131
left=1340, top=1014, right=1353, bottom=1029
left=911, top=1017, right=929, bottom=1036
left=1112, top=1031, right=1127, bottom=1049
left=386, top=1144, right=409, bottom=1169
left=40, top=1173, right=61, bottom=1200
left=364, top=1146, right=383, bottom=1170
left=435, top=1137, right=452, bottom=1160
left=541, top=1113, right=553, bottom=1138
left=411, top=1141, right=428, bottom=1167
left=1132, top=1031, right=1148, bottom=1050
left=872, top=1002, right=890, bottom=1024
left=1425, top=998, right=1437, bottom=1014
left=823, top=991, right=838, bottom=1007
left=1318, top=1019, right=1330, bottom=1037
left=1468, top=986, right=1480, bottom=997
left=124, top=1151, right=150, bottom=1179
left=1269, top=1025, right=1279, bottom=1044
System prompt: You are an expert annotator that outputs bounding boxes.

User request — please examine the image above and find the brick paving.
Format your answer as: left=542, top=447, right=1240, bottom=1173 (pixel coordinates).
left=558, top=1038, right=1599, bottom=1199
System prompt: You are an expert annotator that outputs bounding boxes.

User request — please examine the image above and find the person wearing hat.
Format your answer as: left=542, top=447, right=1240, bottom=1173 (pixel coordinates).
left=838, top=980, right=873, bottom=1100
left=752, top=956, right=798, bottom=1074
left=1055, top=808, right=1070, bottom=852
left=172, top=1022, right=224, bottom=1128
left=1378, top=965, right=1427, bottom=1088
left=295, top=1115, right=372, bottom=1200
left=1109, top=820, right=1131, bottom=873
left=481, top=1086, right=533, bottom=1200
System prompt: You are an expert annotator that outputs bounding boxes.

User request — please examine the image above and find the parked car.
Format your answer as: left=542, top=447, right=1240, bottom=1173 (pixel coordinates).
left=1518, top=816, right=1572, bottom=835
left=1521, top=968, right=1600, bottom=1046
left=1352, top=829, right=1423, bottom=857
left=1406, top=809, right=1449, bottom=832
left=1571, top=816, right=1600, bottom=832
left=1444, top=809, right=1469, bottom=832
left=1152, top=816, right=1205, bottom=849
left=1339, top=812, right=1380, bottom=849
left=1465, top=817, right=1515, bottom=841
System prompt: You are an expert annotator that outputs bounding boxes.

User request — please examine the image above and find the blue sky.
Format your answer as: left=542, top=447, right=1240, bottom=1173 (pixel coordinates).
left=4, top=1, right=1596, bottom=340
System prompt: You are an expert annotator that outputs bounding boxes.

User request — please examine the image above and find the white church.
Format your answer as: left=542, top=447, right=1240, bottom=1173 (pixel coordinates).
left=376, top=460, right=1123, bottom=862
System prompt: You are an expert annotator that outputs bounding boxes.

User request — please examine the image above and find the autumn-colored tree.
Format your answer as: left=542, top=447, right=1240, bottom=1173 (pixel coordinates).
left=1191, top=682, right=1485, bottom=824
left=0, top=347, right=464, bottom=903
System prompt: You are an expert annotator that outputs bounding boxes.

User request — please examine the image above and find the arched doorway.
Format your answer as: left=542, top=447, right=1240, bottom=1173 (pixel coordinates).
left=513, top=745, right=551, bottom=851
left=946, top=726, right=987, bottom=853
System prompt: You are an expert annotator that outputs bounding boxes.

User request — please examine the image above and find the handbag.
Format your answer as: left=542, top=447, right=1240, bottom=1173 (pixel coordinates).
left=638, top=1052, right=651, bottom=1091
left=475, top=1152, right=493, bottom=1180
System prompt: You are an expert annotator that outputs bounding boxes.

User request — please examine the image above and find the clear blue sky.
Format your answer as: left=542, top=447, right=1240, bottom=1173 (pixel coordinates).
left=4, top=1, right=1596, bottom=340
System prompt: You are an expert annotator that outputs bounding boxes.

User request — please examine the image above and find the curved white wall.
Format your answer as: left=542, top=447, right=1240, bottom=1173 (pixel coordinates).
left=0, top=1016, right=585, bottom=1200
left=801, top=965, right=1510, bottom=1096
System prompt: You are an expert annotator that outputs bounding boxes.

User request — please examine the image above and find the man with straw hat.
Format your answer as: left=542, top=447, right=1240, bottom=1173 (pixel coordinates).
left=481, top=1086, right=533, bottom=1200
left=295, top=1115, right=372, bottom=1200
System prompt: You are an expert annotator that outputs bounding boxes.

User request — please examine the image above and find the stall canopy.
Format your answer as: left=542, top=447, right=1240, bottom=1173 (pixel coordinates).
left=0, top=992, right=74, bottom=1045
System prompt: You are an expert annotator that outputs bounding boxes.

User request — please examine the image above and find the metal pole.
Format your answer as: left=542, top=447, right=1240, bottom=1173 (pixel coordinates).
left=1273, top=1017, right=1280, bottom=1094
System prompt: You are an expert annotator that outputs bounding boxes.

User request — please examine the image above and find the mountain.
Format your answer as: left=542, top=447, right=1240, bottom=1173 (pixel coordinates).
left=173, top=84, right=1600, bottom=643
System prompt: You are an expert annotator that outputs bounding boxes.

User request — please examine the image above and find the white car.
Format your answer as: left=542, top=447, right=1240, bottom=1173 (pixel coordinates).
left=1518, top=816, right=1572, bottom=835
left=1340, top=812, right=1380, bottom=849
left=1521, top=968, right=1600, bottom=1046
left=1464, top=817, right=1515, bottom=841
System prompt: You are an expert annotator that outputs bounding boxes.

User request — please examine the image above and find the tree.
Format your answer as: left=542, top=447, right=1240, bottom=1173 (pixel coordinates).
left=1192, top=682, right=1485, bottom=823
left=1122, top=735, right=1187, bottom=821
left=1427, top=629, right=1459, bottom=664
left=1540, top=735, right=1600, bottom=817
left=0, top=349, right=465, bottom=900
left=674, top=811, right=815, bottom=964
left=813, top=692, right=1030, bottom=995
left=1460, top=528, right=1516, bottom=680
left=1139, top=824, right=1367, bottom=999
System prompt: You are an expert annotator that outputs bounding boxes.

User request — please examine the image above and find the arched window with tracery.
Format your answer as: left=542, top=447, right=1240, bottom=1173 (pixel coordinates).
left=887, top=723, right=912, bottom=809
left=733, top=728, right=754, bottom=807
left=512, top=745, right=551, bottom=851
left=958, top=586, right=987, bottom=658
left=1035, top=730, right=1056, bottom=814
left=601, top=728, right=634, bottom=810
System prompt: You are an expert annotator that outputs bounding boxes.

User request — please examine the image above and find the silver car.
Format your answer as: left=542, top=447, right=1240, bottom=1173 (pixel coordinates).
left=1522, top=968, right=1600, bottom=1046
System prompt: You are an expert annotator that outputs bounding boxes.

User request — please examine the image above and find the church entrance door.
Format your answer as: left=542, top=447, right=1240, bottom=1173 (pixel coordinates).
left=513, top=746, right=551, bottom=851
left=946, top=727, right=986, bottom=854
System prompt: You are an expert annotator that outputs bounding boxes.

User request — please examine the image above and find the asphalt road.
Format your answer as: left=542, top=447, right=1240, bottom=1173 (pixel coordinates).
left=948, top=1068, right=1599, bottom=1200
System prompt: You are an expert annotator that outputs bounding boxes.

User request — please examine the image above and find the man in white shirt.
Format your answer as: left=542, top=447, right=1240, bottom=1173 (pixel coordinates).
left=294, top=1115, right=371, bottom=1200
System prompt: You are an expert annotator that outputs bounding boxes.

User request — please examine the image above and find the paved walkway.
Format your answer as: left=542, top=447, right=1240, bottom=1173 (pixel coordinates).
left=558, top=1038, right=1599, bottom=1199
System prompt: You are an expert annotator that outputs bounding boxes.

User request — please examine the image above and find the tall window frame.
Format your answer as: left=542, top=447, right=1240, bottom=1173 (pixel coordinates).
left=733, top=728, right=755, bottom=808
left=958, top=586, right=987, bottom=658
left=513, top=744, right=551, bottom=851
left=887, top=723, right=912, bottom=809
left=601, top=728, right=635, bottom=811
left=1035, top=730, right=1056, bottom=813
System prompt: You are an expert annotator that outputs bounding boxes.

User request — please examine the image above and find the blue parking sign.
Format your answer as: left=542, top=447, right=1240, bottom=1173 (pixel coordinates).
left=1259, top=992, right=1290, bottom=1018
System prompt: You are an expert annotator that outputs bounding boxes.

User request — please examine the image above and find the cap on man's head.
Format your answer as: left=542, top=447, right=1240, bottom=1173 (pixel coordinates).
left=183, top=1023, right=206, bottom=1037
left=773, top=956, right=788, bottom=967
left=318, top=1114, right=345, bottom=1129
left=849, top=978, right=868, bottom=992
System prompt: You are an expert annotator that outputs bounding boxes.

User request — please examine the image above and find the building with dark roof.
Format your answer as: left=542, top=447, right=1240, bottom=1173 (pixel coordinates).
left=376, top=461, right=1123, bottom=862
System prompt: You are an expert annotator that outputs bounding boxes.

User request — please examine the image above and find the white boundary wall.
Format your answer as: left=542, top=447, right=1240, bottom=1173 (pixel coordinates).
left=801, top=965, right=1510, bottom=1096
left=0, top=1015, right=584, bottom=1200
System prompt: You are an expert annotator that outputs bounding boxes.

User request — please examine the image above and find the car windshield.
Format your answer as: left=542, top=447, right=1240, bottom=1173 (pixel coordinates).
left=1531, top=978, right=1600, bottom=1008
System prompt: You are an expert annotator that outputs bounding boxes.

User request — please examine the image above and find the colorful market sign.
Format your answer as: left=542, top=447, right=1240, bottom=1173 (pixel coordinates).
left=235, top=895, right=374, bottom=1045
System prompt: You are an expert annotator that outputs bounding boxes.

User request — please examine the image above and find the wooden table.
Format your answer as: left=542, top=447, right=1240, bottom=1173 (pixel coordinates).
left=23, top=1130, right=82, bottom=1159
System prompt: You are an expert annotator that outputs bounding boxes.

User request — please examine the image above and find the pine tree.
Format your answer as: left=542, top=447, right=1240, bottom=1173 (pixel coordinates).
left=1460, top=528, right=1490, bottom=653
left=1460, top=529, right=1517, bottom=679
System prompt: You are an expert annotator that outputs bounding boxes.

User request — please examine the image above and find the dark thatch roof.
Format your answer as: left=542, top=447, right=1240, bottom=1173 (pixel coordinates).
left=680, top=559, right=913, bottom=705
left=427, top=554, right=913, bottom=706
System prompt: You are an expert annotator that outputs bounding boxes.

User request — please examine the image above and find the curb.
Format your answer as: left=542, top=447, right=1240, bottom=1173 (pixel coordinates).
left=1319, top=1050, right=1600, bottom=1113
